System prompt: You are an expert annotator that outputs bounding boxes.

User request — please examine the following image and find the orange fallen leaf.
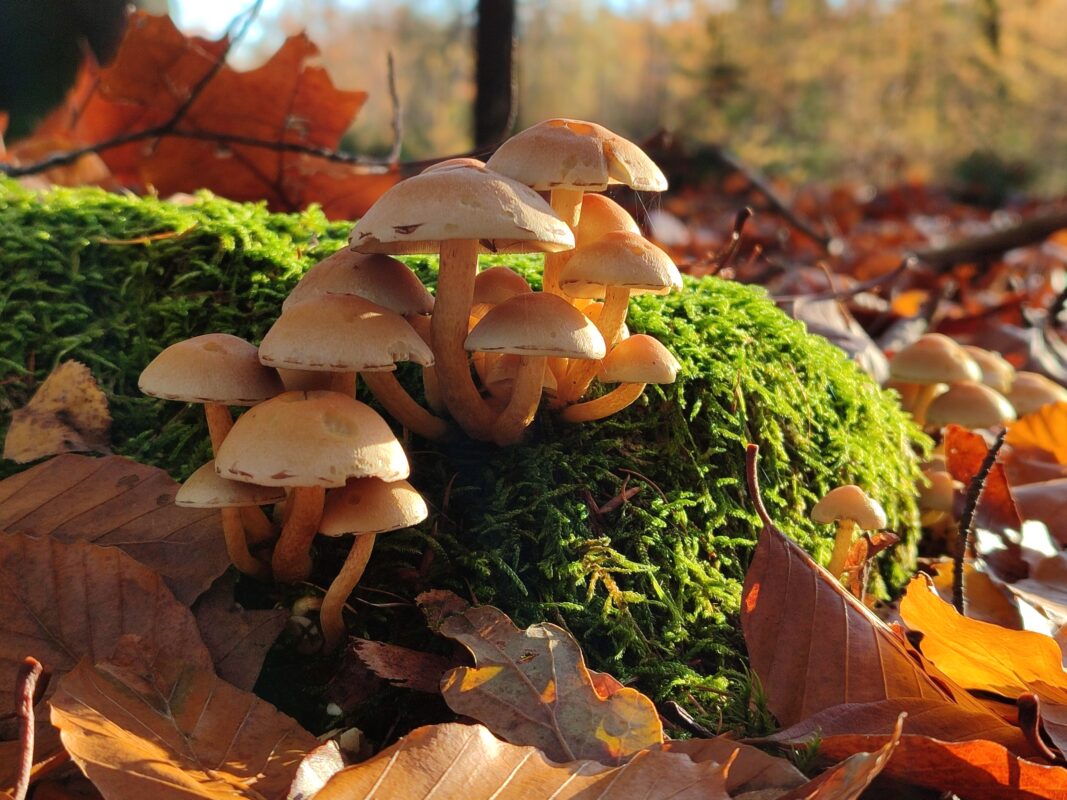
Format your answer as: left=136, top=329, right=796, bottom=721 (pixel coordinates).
left=928, top=560, right=1023, bottom=630
left=944, top=424, right=1021, bottom=534
left=657, top=736, right=807, bottom=794
left=1007, top=402, right=1067, bottom=466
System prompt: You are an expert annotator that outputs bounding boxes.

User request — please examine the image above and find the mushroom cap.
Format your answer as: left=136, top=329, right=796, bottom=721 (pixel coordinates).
left=319, top=477, right=429, bottom=537
left=811, top=485, right=887, bottom=529
left=597, top=335, right=679, bottom=385
left=215, top=390, right=409, bottom=487
left=283, top=250, right=434, bottom=316
left=260, top=294, right=434, bottom=373
left=139, top=333, right=284, bottom=406
left=485, top=118, right=667, bottom=192
left=918, top=469, right=959, bottom=514
left=925, top=381, right=1016, bottom=429
left=422, top=157, right=486, bottom=173
left=175, top=460, right=286, bottom=508
left=961, top=346, right=1015, bottom=395
left=574, top=194, right=641, bottom=249
left=889, top=334, right=980, bottom=385
left=465, top=292, right=606, bottom=360
left=558, top=231, right=681, bottom=299
left=1007, top=371, right=1067, bottom=417
left=473, top=266, right=532, bottom=306
left=348, top=162, right=575, bottom=255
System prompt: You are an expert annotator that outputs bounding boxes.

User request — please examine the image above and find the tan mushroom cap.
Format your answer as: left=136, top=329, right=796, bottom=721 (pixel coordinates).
left=473, top=266, right=532, bottom=306
left=319, top=477, right=429, bottom=537
left=422, top=157, right=486, bottom=173
left=962, top=346, right=1015, bottom=395
left=215, top=390, right=409, bottom=488
left=574, top=194, right=641, bottom=249
left=925, top=381, right=1016, bottom=429
left=597, top=335, right=679, bottom=385
left=465, top=293, right=606, bottom=359
left=175, top=460, right=286, bottom=508
left=260, top=294, right=434, bottom=373
left=1007, top=372, right=1067, bottom=416
left=559, top=231, right=682, bottom=299
left=889, top=334, right=980, bottom=385
left=283, top=250, right=434, bottom=316
left=348, top=162, right=575, bottom=255
left=811, top=485, right=887, bottom=529
left=139, top=333, right=284, bottom=406
left=918, top=470, right=959, bottom=514
left=485, top=118, right=668, bottom=192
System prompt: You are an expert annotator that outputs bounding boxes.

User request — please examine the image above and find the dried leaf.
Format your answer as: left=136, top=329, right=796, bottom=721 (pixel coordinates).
left=51, top=636, right=316, bottom=800
left=944, top=424, right=1022, bottom=534
left=928, top=560, right=1023, bottom=630
left=312, top=723, right=730, bottom=800
left=1007, top=402, right=1067, bottom=466
left=287, top=742, right=345, bottom=800
left=0, top=454, right=230, bottom=605
left=784, top=298, right=889, bottom=382
left=416, top=588, right=471, bottom=631
left=657, top=736, right=807, bottom=794
left=2, top=362, right=111, bottom=464
left=350, top=639, right=454, bottom=695
left=439, top=605, right=664, bottom=764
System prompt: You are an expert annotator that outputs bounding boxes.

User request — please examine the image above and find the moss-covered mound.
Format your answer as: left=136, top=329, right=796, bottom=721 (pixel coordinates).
left=0, top=181, right=925, bottom=713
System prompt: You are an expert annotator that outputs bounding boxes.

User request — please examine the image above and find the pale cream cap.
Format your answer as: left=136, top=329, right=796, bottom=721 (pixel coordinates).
left=597, top=335, right=679, bottom=385
left=811, top=485, right=887, bottom=529
left=319, top=477, right=429, bottom=537
left=284, top=249, right=434, bottom=316
left=176, top=460, right=286, bottom=508
left=925, top=381, right=1016, bottom=429
left=889, top=334, right=980, bottom=385
left=1007, top=372, right=1067, bottom=416
left=559, top=231, right=681, bottom=299
left=465, top=293, right=606, bottom=360
left=961, top=345, right=1015, bottom=396
left=473, top=266, right=532, bottom=306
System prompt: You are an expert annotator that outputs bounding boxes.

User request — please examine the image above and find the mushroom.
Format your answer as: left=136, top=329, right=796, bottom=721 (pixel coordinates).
left=887, top=334, right=980, bottom=425
left=559, top=335, right=679, bottom=423
left=317, top=477, right=429, bottom=650
left=1007, top=371, right=1067, bottom=416
left=283, top=250, right=434, bottom=317
left=573, top=194, right=641, bottom=249
left=925, top=381, right=1016, bottom=430
left=349, top=161, right=574, bottom=440
left=215, top=390, right=409, bottom=583
left=962, top=345, right=1015, bottom=396
left=811, top=485, right=888, bottom=579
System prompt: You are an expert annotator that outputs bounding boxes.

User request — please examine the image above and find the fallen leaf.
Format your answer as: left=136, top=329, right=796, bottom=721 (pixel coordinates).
left=192, top=575, right=288, bottom=692
left=312, top=723, right=730, bottom=800
left=1007, top=402, right=1067, bottom=466
left=657, top=736, right=807, bottom=794
left=2, top=362, right=111, bottom=464
left=784, top=297, right=889, bottom=382
left=287, top=742, right=345, bottom=800
left=438, top=604, right=664, bottom=765
left=0, top=454, right=230, bottom=605
left=349, top=639, right=455, bottom=695
left=416, top=588, right=471, bottom=631
left=51, top=636, right=316, bottom=800
left=944, top=424, right=1022, bottom=535
left=1003, top=553, right=1067, bottom=628
left=928, top=560, right=1023, bottom=630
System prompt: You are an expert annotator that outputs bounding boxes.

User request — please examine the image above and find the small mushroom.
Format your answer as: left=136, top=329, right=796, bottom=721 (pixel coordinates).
left=925, top=381, right=1016, bottom=430
left=1007, top=372, right=1067, bottom=416
left=811, top=485, right=887, bottom=579
left=887, top=334, right=979, bottom=425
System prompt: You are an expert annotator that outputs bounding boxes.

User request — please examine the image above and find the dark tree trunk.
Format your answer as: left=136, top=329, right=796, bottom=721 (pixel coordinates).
left=474, top=0, right=517, bottom=150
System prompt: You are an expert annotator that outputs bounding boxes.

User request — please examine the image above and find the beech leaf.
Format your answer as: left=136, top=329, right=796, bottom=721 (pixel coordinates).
left=438, top=604, right=664, bottom=765
left=657, top=736, right=807, bottom=794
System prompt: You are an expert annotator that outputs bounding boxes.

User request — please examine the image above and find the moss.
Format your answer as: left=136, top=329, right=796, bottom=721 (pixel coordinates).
left=0, top=180, right=926, bottom=721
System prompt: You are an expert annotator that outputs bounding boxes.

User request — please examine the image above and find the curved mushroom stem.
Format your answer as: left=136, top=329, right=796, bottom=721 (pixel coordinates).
left=826, top=518, right=858, bottom=579
left=559, top=382, right=646, bottom=423
left=240, top=506, right=276, bottom=546
left=559, top=286, right=629, bottom=404
left=362, top=371, right=450, bottom=440
left=543, top=188, right=584, bottom=296
left=432, top=240, right=497, bottom=440
left=493, top=356, right=546, bottom=446
left=330, top=371, right=357, bottom=398
left=204, top=403, right=233, bottom=452
left=221, top=507, right=270, bottom=580
left=206, top=403, right=276, bottom=549
left=321, top=533, right=377, bottom=652
left=406, top=314, right=445, bottom=414
left=910, top=384, right=939, bottom=427
left=272, top=485, right=327, bottom=584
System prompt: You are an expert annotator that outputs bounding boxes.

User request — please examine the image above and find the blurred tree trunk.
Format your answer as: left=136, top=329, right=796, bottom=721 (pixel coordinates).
left=474, top=0, right=516, bottom=149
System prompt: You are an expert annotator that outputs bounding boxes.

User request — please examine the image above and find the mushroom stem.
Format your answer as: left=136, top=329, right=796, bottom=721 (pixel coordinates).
left=271, top=485, right=327, bottom=583
left=432, top=239, right=496, bottom=440
left=407, top=314, right=445, bottom=414
left=204, top=403, right=233, bottom=452
left=543, top=188, right=584, bottom=296
left=330, top=371, right=358, bottom=397
left=321, top=532, right=377, bottom=652
left=826, top=518, right=858, bottom=578
left=240, top=506, right=276, bottom=546
left=560, top=286, right=629, bottom=404
left=362, top=371, right=449, bottom=440
left=221, top=507, right=270, bottom=580
left=206, top=403, right=276, bottom=547
left=910, top=384, right=939, bottom=427
left=493, top=356, right=546, bottom=446
left=559, top=382, right=646, bottom=423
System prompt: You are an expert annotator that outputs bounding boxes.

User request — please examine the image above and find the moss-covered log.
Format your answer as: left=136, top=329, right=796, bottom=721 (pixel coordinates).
left=0, top=181, right=926, bottom=715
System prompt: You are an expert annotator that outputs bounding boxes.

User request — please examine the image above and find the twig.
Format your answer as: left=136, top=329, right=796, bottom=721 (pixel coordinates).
left=953, top=428, right=1008, bottom=614
left=1016, top=693, right=1065, bottom=764
left=13, top=657, right=43, bottom=800
left=386, top=52, right=403, bottom=165
left=657, top=700, right=716, bottom=738
left=744, top=443, right=774, bottom=531
left=707, top=207, right=752, bottom=276
left=913, top=208, right=1067, bottom=272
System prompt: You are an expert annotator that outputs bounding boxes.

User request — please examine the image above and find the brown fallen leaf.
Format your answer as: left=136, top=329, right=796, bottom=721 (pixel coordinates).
left=928, top=560, right=1024, bottom=630
left=312, top=722, right=730, bottom=800
left=657, top=736, right=807, bottom=794
left=438, top=604, right=664, bottom=765
left=0, top=454, right=229, bottom=605
left=51, top=636, right=317, bottom=800
left=2, top=362, right=110, bottom=464
left=944, top=424, right=1022, bottom=535
left=349, top=639, right=455, bottom=695
left=287, top=742, right=345, bottom=800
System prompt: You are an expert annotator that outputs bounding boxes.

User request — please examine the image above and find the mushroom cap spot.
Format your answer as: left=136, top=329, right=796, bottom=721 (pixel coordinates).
left=215, top=390, right=409, bottom=487
left=811, top=484, right=888, bottom=529
left=925, top=381, right=1016, bottom=429
left=283, top=249, right=434, bottom=316
left=139, top=333, right=284, bottom=406
left=485, top=118, right=667, bottom=193
left=348, top=164, right=575, bottom=255
left=597, top=334, right=679, bottom=385
left=1007, top=371, right=1067, bottom=417
left=574, top=194, right=641, bottom=249
left=559, top=231, right=682, bottom=299
left=889, top=333, right=980, bottom=385
left=319, top=477, right=429, bottom=536
left=260, top=294, right=434, bottom=372
left=175, top=460, right=286, bottom=508
left=465, top=293, right=606, bottom=360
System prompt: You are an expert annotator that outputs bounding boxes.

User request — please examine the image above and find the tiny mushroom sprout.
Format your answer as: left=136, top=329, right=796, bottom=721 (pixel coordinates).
left=175, top=460, right=285, bottom=580
left=485, top=118, right=667, bottom=295
left=317, top=477, right=429, bottom=651
left=214, top=390, right=409, bottom=584
left=349, top=160, right=574, bottom=441
left=1007, top=371, right=1067, bottom=416
left=811, top=484, right=888, bottom=580
left=466, top=293, right=605, bottom=445
left=560, top=334, right=679, bottom=424
left=887, top=333, right=980, bottom=426
left=258, top=293, right=447, bottom=440
left=925, top=381, right=1016, bottom=430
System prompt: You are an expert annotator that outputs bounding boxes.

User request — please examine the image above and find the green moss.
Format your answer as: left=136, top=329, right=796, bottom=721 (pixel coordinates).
left=0, top=180, right=926, bottom=721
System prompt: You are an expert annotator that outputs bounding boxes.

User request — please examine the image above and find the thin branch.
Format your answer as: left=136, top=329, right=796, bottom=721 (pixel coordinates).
left=953, top=428, right=1008, bottom=615
left=913, top=208, right=1067, bottom=272
left=13, top=657, right=43, bottom=800
left=386, top=52, right=403, bottom=165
